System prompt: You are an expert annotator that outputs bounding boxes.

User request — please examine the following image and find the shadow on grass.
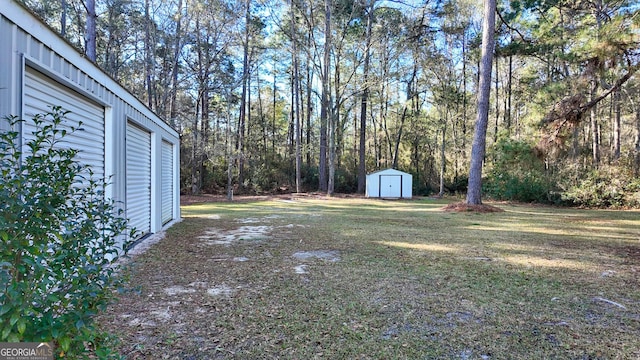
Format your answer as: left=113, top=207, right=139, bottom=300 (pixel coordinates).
left=99, top=198, right=640, bottom=359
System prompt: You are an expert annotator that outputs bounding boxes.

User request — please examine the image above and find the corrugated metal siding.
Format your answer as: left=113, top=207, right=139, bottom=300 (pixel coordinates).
left=2, top=0, right=180, bottom=241
left=23, top=67, right=105, bottom=180
left=0, top=16, right=13, bottom=131
left=161, top=140, right=174, bottom=224
left=126, top=122, right=151, bottom=236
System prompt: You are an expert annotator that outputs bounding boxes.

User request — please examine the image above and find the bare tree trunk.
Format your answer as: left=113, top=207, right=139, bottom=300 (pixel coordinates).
left=383, top=117, right=393, bottom=168
left=290, top=0, right=302, bottom=193
left=328, top=45, right=342, bottom=195
left=506, top=55, right=512, bottom=131
left=200, top=89, right=209, bottom=191
left=226, top=100, right=234, bottom=201
left=247, top=65, right=252, bottom=155
left=612, top=88, right=621, bottom=161
left=237, top=0, right=251, bottom=188
left=61, top=0, right=67, bottom=37
left=377, top=65, right=390, bottom=168
left=466, top=0, right=496, bottom=205
left=391, top=107, right=408, bottom=169
left=439, top=120, right=446, bottom=197
left=590, top=81, right=600, bottom=167
left=306, top=50, right=313, bottom=168
left=462, top=32, right=468, bottom=157
left=319, top=0, right=331, bottom=192
left=85, top=0, right=96, bottom=61
left=144, top=0, right=155, bottom=109
left=357, top=0, right=374, bottom=194
left=373, top=117, right=380, bottom=169
left=493, top=55, right=499, bottom=144
left=272, top=65, right=277, bottom=154
left=192, top=99, right=200, bottom=195
left=169, top=0, right=183, bottom=128
left=328, top=111, right=336, bottom=195
left=354, top=113, right=358, bottom=171
left=380, top=49, right=390, bottom=168
left=226, top=156, right=233, bottom=200
left=288, top=79, right=295, bottom=162
left=256, top=69, right=267, bottom=162
left=412, top=138, right=420, bottom=185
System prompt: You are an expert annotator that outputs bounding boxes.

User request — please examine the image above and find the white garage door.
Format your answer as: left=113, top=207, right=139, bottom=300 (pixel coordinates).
left=161, top=140, right=174, bottom=224
left=126, top=122, right=151, bottom=237
left=380, top=175, right=402, bottom=198
left=23, top=68, right=105, bottom=180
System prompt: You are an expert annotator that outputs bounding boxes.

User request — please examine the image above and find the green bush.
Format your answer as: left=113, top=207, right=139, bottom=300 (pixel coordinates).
left=484, top=137, right=556, bottom=203
left=484, top=171, right=555, bottom=203
left=247, top=154, right=295, bottom=194
left=0, top=108, right=131, bottom=358
left=560, top=167, right=640, bottom=208
left=333, top=167, right=358, bottom=193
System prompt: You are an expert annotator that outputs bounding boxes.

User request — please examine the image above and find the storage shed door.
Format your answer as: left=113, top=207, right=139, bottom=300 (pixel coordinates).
left=126, top=122, right=151, bottom=236
left=161, top=140, right=174, bottom=224
left=23, top=68, right=105, bottom=180
left=379, top=175, right=402, bottom=198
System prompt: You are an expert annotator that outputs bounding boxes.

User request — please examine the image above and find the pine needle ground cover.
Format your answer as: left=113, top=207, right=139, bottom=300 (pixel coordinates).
left=99, top=198, right=640, bottom=359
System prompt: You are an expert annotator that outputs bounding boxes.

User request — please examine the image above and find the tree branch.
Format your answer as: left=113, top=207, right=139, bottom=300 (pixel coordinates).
left=496, top=8, right=530, bottom=45
left=546, top=62, right=640, bottom=124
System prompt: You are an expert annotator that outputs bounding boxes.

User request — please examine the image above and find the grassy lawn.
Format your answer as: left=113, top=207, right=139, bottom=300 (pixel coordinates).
left=99, top=197, right=640, bottom=359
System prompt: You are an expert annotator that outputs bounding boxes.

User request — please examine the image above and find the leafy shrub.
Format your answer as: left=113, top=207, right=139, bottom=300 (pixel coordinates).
left=559, top=166, right=640, bottom=208
left=301, top=164, right=319, bottom=192
left=333, top=167, right=358, bottom=193
left=246, top=154, right=295, bottom=194
left=484, top=171, right=555, bottom=203
left=484, top=137, right=556, bottom=203
left=413, top=181, right=434, bottom=196
left=448, top=176, right=469, bottom=195
left=0, top=108, right=131, bottom=358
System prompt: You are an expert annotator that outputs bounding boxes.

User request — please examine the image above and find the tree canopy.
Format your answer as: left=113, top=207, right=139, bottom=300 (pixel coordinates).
left=19, top=0, right=640, bottom=206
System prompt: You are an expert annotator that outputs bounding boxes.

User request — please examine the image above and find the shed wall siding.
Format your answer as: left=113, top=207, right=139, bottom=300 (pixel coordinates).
left=161, top=141, right=174, bottom=224
left=0, top=16, right=19, bottom=131
left=366, top=169, right=413, bottom=199
left=23, top=67, right=106, bottom=180
left=0, top=0, right=181, bottom=241
left=126, top=121, right=152, bottom=236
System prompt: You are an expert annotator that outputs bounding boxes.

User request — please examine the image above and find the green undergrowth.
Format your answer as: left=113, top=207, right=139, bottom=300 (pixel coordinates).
left=100, top=198, right=640, bottom=359
left=1, top=109, right=131, bottom=359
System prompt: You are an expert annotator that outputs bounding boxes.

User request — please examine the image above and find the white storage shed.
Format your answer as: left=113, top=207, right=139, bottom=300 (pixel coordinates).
left=0, top=0, right=180, bottom=244
left=365, top=169, right=413, bottom=199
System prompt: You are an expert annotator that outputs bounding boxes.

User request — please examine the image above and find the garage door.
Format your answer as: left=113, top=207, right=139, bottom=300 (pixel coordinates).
left=379, top=175, right=402, bottom=198
left=126, top=121, right=151, bottom=236
left=23, top=68, right=105, bottom=180
left=161, top=140, right=174, bottom=224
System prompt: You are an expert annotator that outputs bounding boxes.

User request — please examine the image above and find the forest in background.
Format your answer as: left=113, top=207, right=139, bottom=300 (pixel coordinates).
left=20, top=0, right=640, bottom=206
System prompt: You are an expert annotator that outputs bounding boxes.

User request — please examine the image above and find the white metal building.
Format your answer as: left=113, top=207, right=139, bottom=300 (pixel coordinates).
left=365, top=169, right=413, bottom=199
left=0, top=0, right=180, bottom=243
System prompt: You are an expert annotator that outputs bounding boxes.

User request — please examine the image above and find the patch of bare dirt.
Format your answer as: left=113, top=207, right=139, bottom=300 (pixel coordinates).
left=441, top=202, right=505, bottom=213
left=197, top=226, right=272, bottom=246
left=292, top=250, right=341, bottom=262
left=620, top=245, right=640, bottom=265
left=99, top=211, right=345, bottom=358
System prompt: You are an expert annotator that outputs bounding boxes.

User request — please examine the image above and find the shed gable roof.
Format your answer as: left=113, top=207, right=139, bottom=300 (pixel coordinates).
left=367, top=168, right=411, bottom=177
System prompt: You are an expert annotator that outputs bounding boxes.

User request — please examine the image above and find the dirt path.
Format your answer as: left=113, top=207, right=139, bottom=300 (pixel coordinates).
left=100, top=206, right=344, bottom=358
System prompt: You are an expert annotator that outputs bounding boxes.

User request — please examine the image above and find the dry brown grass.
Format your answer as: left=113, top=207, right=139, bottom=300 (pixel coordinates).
left=441, top=201, right=505, bottom=213
left=98, top=197, right=640, bottom=359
